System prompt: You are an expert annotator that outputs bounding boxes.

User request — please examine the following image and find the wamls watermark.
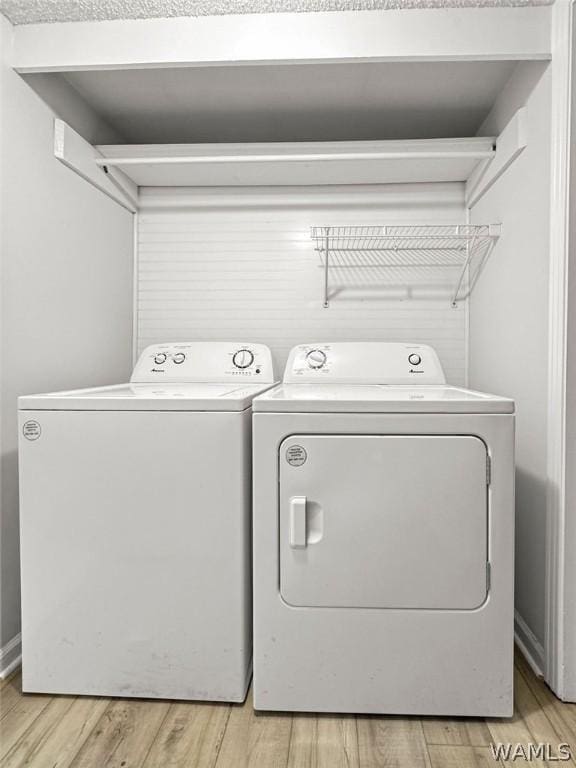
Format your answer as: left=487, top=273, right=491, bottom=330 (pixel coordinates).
left=490, top=742, right=572, bottom=761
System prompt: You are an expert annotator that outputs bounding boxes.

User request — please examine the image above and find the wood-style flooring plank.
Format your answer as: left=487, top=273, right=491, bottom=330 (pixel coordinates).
left=515, top=653, right=576, bottom=765
left=422, top=716, right=492, bottom=747
left=287, top=714, right=360, bottom=768
left=70, top=698, right=170, bottom=768
left=142, top=701, right=231, bottom=768
left=215, top=692, right=292, bottom=768
left=428, top=745, right=503, bottom=767
left=2, top=694, right=109, bottom=768
left=516, top=650, right=576, bottom=742
left=486, top=705, right=549, bottom=767
left=0, top=669, right=20, bottom=692
left=0, top=690, right=52, bottom=759
left=357, top=716, right=431, bottom=768
left=515, top=665, right=567, bottom=743
left=0, top=672, right=23, bottom=719
left=1, top=694, right=76, bottom=767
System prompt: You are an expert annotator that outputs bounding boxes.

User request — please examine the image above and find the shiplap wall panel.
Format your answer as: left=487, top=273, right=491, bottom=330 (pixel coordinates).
left=137, top=184, right=467, bottom=383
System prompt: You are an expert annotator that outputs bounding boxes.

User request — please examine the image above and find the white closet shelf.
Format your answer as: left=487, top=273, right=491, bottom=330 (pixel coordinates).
left=95, top=137, right=495, bottom=187
left=311, top=224, right=501, bottom=307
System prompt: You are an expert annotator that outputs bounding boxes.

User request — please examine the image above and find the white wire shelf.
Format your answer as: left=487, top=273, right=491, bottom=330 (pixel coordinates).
left=310, top=225, right=501, bottom=307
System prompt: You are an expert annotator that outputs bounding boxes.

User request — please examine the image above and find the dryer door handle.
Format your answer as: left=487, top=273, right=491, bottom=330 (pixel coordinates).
left=289, top=496, right=307, bottom=548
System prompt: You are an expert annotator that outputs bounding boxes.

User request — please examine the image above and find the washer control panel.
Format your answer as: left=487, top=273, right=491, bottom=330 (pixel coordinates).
left=283, top=343, right=446, bottom=385
left=131, top=342, right=275, bottom=383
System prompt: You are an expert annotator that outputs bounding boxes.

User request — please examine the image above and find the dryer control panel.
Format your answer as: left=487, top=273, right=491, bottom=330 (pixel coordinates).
left=131, top=342, right=275, bottom=383
left=283, top=343, right=446, bottom=385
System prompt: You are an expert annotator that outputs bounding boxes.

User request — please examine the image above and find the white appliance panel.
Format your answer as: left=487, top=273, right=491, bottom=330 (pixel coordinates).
left=19, top=382, right=272, bottom=411
left=283, top=342, right=446, bottom=385
left=19, top=409, right=252, bottom=701
left=279, top=435, right=488, bottom=610
left=254, top=384, right=514, bottom=413
left=131, top=341, right=275, bottom=384
left=252, top=410, right=515, bottom=716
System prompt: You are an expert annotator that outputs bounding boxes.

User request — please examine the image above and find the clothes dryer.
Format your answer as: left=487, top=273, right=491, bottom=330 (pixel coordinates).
left=252, top=342, right=514, bottom=716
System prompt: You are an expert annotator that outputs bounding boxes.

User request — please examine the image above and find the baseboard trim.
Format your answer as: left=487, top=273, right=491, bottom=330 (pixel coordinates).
left=0, top=633, right=22, bottom=679
left=515, top=611, right=544, bottom=677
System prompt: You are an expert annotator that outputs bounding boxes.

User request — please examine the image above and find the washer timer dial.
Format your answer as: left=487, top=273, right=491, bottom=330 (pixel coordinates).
left=233, top=349, right=254, bottom=369
left=306, top=349, right=327, bottom=369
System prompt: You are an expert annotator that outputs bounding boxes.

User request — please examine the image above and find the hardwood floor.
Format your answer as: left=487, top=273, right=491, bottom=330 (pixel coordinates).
left=1, top=651, right=575, bottom=767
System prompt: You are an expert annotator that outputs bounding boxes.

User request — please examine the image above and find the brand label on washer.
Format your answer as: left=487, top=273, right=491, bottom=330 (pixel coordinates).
left=286, top=445, right=307, bottom=466
left=23, top=420, right=41, bottom=441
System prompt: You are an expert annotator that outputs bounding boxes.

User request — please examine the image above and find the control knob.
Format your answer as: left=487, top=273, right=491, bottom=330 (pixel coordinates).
left=173, top=353, right=186, bottom=364
left=233, top=349, right=254, bottom=369
left=408, top=353, right=422, bottom=366
left=154, top=353, right=167, bottom=364
left=306, top=349, right=327, bottom=369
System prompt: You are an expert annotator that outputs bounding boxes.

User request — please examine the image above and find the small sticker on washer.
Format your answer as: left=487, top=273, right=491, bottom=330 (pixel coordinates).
left=286, top=445, right=307, bottom=466
left=23, top=420, right=41, bottom=441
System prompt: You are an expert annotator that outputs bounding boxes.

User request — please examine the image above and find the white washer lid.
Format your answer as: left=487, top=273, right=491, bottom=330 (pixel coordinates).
left=252, top=384, right=514, bottom=414
left=19, top=382, right=275, bottom=412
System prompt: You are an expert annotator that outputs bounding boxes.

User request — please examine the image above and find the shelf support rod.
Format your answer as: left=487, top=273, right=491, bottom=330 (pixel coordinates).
left=323, top=228, right=330, bottom=308
left=451, top=229, right=479, bottom=307
left=94, top=150, right=496, bottom=167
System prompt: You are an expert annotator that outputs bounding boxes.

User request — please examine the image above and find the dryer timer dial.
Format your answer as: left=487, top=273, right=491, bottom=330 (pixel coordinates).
left=306, top=349, right=327, bottom=369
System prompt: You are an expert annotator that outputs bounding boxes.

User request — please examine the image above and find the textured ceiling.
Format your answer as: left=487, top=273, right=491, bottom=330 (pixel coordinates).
left=0, top=0, right=552, bottom=25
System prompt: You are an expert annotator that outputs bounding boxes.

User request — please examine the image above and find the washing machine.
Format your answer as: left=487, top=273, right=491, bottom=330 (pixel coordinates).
left=18, top=341, right=274, bottom=701
left=252, top=342, right=515, bottom=716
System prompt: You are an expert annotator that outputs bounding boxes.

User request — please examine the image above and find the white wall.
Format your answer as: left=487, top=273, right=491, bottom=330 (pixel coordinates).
left=0, top=14, right=134, bottom=668
left=469, top=63, right=551, bottom=663
left=563, top=9, right=576, bottom=700
left=137, top=184, right=467, bottom=382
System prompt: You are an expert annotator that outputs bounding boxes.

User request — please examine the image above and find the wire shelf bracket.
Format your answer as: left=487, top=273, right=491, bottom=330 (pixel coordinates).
left=311, top=224, right=501, bottom=308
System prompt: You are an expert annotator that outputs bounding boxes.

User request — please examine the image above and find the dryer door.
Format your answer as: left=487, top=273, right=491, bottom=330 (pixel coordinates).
left=279, top=435, right=488, bottom=610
